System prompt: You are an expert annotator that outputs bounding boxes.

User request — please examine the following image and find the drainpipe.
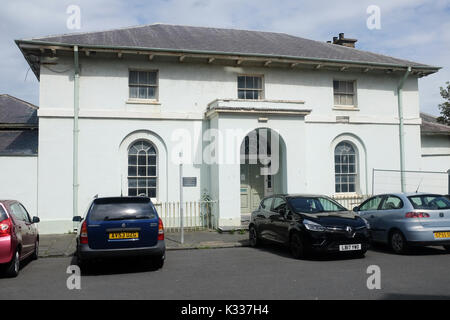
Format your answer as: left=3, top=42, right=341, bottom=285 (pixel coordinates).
left=73, top=46, right=80, bottom=220
left=397, top=66, right=411, bottom=192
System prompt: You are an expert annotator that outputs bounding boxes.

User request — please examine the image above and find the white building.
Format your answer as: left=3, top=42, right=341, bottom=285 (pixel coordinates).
left=13, top=24, right=444, bottom=234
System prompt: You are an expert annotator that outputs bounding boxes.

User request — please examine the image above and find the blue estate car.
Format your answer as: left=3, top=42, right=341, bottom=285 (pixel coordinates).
left=73, top=196, right=165, bottom=269
left=354, top=193, right=450, bottom=254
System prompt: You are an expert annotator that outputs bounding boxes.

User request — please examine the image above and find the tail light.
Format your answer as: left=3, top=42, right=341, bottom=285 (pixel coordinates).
left=405, top=212, right=430, bottom=218
left=80, top=220, right=88, bottom=244
left=0, top=218, right=12, bottom=237
left=158, top=218, right=164, bottom=240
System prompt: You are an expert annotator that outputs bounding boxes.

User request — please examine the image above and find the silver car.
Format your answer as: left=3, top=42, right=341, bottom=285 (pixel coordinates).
left=354, top=193, right=450, bottom=254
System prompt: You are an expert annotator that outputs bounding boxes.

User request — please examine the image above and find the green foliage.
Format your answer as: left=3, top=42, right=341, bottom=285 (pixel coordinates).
left=437, top=81, right=450, bottom=125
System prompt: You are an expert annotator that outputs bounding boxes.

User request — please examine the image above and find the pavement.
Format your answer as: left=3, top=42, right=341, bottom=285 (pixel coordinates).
left=2, top=244, right=450, bottom=299
left=38, top=230, right=249, bottom=258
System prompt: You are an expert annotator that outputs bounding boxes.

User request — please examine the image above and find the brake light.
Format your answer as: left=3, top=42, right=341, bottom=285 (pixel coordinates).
left=80, top=220, right=88, bottom=244
left=0, top=218, right=12, bottom=237
left=158, top=218, right=164, bottom=240
left=405, top=212, right=430, bottom=218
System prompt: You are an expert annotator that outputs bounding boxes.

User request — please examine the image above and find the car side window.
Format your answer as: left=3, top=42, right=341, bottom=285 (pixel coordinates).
left=381, top=196, right=403, bottom=210
left=9, top=203, right=24, bottom=222
left=260, top=197, right=273, bottom=210
left=359, top=196, right=383, bottom=211
left=18, top=204, right=31, bottom=223
left=272, top=197, right=286, bottom=213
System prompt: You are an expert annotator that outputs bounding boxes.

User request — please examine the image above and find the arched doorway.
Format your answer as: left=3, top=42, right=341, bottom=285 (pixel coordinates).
left=240, top=128, right=287, bottom=217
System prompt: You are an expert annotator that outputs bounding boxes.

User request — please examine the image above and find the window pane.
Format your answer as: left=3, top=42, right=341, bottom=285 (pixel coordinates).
left=128, top=155, right=137, bottom=165
left=138, top=179, right=147, bottom=187
left=139, top=87, right=147, bottom=99
left=138, top=154, right=146, bottom=166
left=238, top=76, right=245, bottom=89
left=138, top=188, right=146, bottom=196
left=148, top=155, right=156, bottom=166
left=347, top=81, right=354, bottom=93
left=128, top=166, right=137, bottom=176
left=128, top=178, right=137, bottom=188
left=138, top=166, right=146, bottom=176
left=333, top=80, right=339, bottom=91
left=238, top=90, right=245, bottom=99
left=148, top=87, right=156, bottom=99
left=245, top=90, right=253, bottom=99
left=349, top=184, right=355, bottom=192
left=245, top=77, right=254, bottom=89
left=334, top=94, right=339, bottom=105
left=128, top=188, right=137, bottom=196
left=148, top=166, right=156, bottom=176
left=129, top=71, right=138, bottom=85
left=148, top=72, right=157, bottom=85
left=148, top=188, right=156, bottom=198
left=341, top=184, right=348, bottom=192
left=139, top=71, right=148, bottom=85
left=129, top=87, right=138, bottom=98
left=148, top=178, right=157, bottom=187
left=254, top=77, right=262, bottom=89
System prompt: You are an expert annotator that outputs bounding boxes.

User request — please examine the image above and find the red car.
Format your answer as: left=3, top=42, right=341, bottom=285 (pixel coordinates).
left=0, top=200, right=40, bottom=277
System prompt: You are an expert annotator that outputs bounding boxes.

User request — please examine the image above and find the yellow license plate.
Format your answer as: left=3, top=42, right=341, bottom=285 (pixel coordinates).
left=108, top=232, right=139, bottom=240
left=434, top=232, right=450, bottom=239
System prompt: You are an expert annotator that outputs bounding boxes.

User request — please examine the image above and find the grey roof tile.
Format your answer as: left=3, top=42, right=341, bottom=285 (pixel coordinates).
left=0, top=94, right=38, bottom=125
left=27, top=24, right=435, bottom=68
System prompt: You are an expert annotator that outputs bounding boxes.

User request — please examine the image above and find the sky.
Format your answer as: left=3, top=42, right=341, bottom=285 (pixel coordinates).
left=0, top=0, right=449, bottom=116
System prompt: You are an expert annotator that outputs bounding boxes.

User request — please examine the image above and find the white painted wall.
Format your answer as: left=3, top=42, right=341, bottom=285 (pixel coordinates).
left=36, top=53, right=426, bottom=233
left=0, top=156, right=38, bottom=216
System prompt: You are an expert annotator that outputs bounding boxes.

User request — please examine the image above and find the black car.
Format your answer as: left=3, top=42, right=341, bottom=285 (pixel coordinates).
left=73, top=197, right=165, bottom=269
left=248, top=194, right=371, bottom=258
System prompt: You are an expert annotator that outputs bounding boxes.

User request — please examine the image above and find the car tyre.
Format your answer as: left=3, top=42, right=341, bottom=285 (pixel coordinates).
left=249, top=225, right=260, bottom=247
left=5, top=250, right=20, bottom=278
left=290, top=233, right=305, bottom=259
left=390, top=230, right=408, bottom=254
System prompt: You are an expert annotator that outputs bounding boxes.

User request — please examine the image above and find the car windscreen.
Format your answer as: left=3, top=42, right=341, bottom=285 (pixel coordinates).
left=89, top=198, right=157, bottom=221
left=288, top=197, right=347, bottom=214
left=0, top=205, right=7, bottom=221
left=408, top=195, right=450, bottom=210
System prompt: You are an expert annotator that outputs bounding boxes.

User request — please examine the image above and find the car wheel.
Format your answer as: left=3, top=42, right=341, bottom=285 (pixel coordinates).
left=32, top=241, right=39, bottom=260
left=443, top=245, right=450, bottom=253
left=390, top=230, right=408, bottom=254
left=249, top=226, right=260, bottom=247
left=5, top=250, right=20, bottom=278
left=290, top=233, right=305, bottom=259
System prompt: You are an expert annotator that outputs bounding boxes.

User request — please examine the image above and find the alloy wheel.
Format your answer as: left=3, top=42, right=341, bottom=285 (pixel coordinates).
left=391, top=231, right=406, bottom=254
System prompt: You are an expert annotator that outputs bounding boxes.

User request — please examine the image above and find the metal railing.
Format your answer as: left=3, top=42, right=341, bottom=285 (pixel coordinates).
left=331, top=194, right=371, bottom=210
left=154, top=200, right=218, bottom=232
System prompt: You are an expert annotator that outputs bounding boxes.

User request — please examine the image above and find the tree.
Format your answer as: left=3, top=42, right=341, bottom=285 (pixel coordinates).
left=437, top=81, right=450, bottom=125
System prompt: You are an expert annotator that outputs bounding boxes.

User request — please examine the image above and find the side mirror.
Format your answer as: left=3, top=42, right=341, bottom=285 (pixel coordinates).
left=72, top=216, right=82, bottom=222
left=352, top=206, right=359, bottom=212
left=32, top=216, right=40, bottom=223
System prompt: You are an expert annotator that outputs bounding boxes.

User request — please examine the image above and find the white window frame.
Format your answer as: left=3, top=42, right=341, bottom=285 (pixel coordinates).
left=237, top=74, right=264, bottom=100
left=127, top=140, right=158, bottom=199
left=334, top=141, right=358, bottom=194
left=333, top=79, right=357, bottom=108
left=128, top=69, right=159, bottom=102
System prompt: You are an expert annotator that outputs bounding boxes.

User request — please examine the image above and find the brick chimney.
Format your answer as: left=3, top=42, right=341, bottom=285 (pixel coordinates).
left=330, top=33, right=357, bottom=48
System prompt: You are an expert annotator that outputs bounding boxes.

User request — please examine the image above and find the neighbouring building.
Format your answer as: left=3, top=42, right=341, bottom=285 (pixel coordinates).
left=0, top=94, right=38, bottom=218
left=420, top=112, right=450, bottom=173
left=14, top=24, right=443, bottom=234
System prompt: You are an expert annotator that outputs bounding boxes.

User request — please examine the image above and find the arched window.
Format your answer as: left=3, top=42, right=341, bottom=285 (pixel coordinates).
left=128, top=140, right=157, bottom=198
left=334, top=142, right=357, bottom=193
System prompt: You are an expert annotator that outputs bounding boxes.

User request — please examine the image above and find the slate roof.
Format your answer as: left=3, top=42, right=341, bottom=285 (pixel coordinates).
left=0, top=95, right=38, bottom=155
left=0, top=94, right=38, bottom=125
left=420, top=113, right=450, bottom=135
left=19, top=24, right=438, bottom=70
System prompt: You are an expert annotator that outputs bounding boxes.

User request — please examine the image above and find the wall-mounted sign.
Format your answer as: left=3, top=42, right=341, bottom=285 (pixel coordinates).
left=182, top=177, right=197, bottom=187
